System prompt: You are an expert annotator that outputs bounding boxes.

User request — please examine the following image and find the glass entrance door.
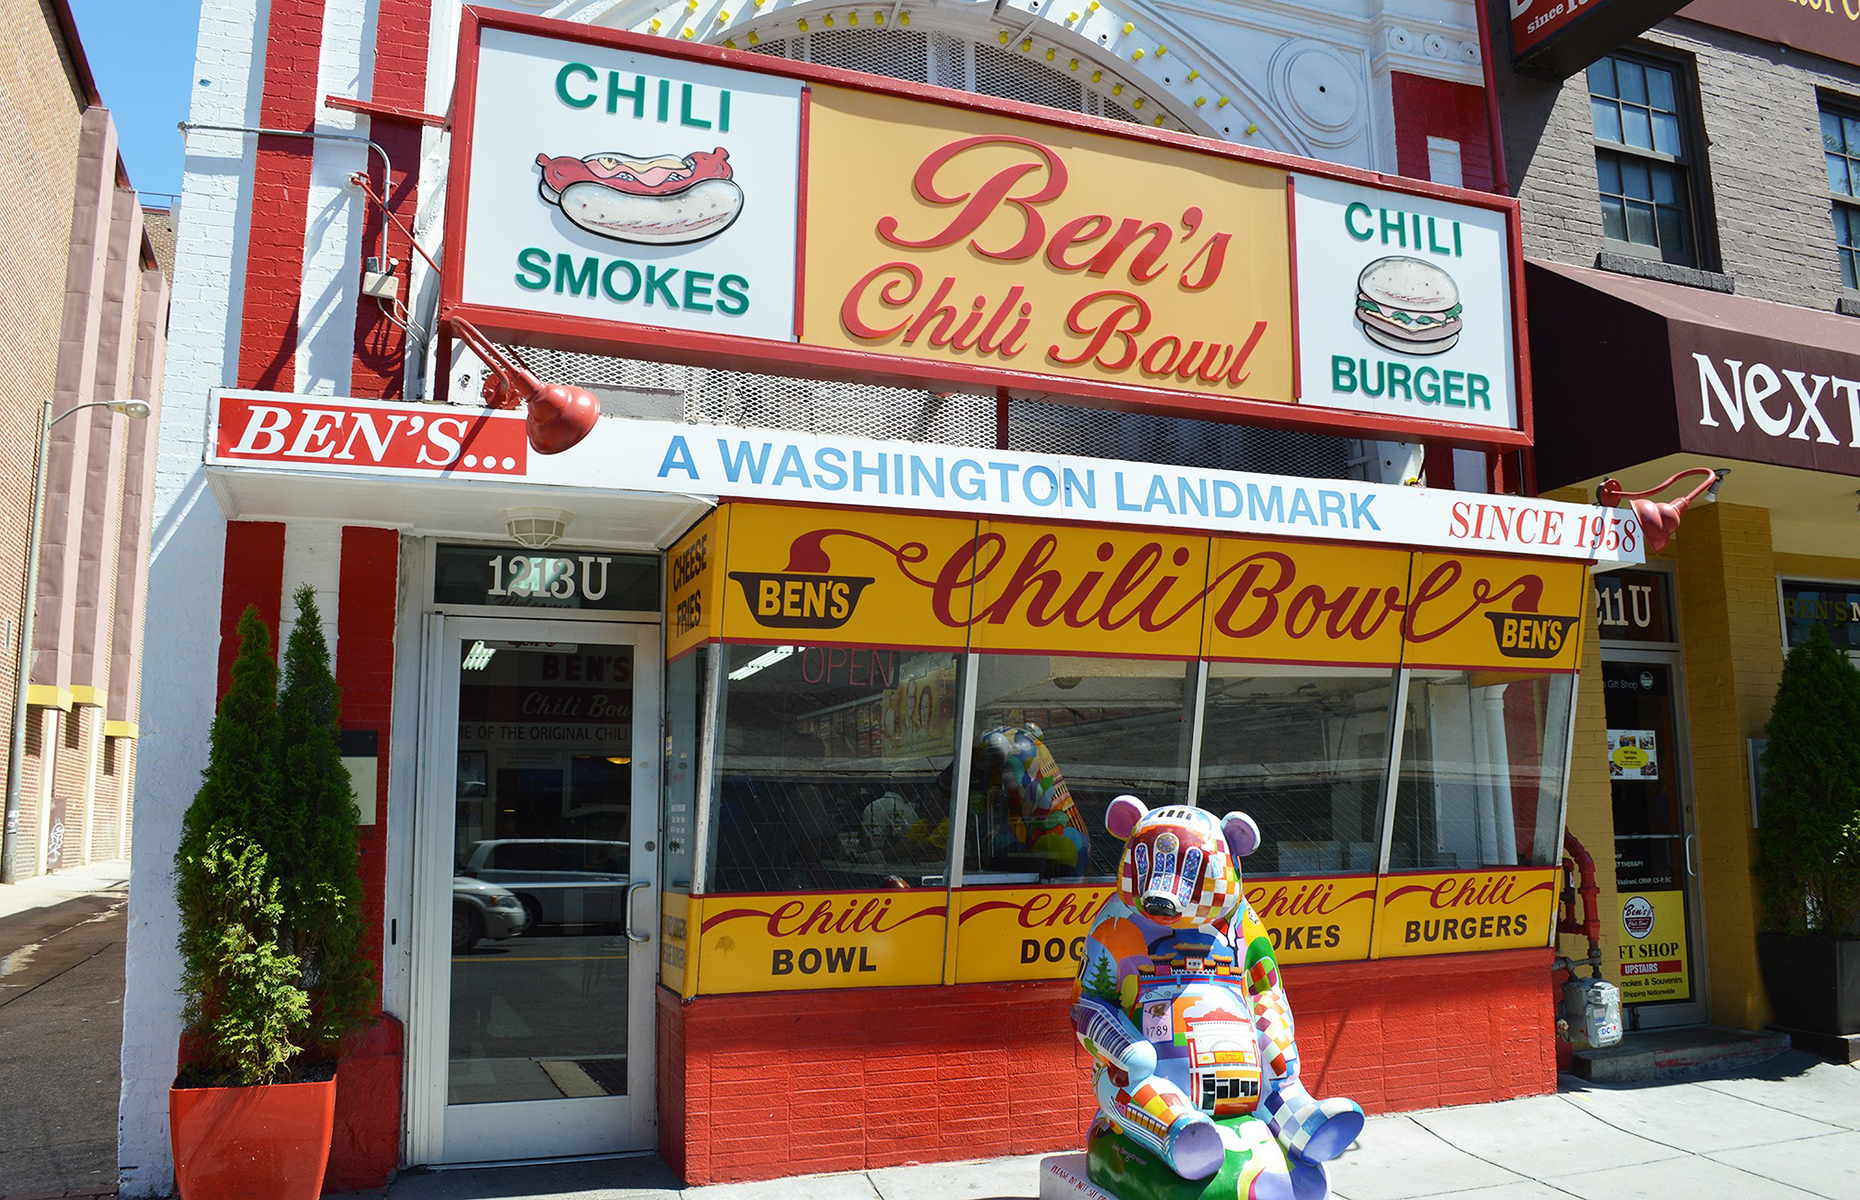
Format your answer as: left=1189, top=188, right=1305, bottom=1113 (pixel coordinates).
left=411, top=617, right=660, bottom=1163
left=1601, top=653, right=1708, bottom=1027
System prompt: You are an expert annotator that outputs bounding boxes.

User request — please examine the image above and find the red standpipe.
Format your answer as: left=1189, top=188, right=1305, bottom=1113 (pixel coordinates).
left=1559, top=829, right=1602, bottom=956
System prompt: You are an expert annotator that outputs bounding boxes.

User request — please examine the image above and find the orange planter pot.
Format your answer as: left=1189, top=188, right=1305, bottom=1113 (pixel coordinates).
left=170, top=1075, right=337, bottom=1200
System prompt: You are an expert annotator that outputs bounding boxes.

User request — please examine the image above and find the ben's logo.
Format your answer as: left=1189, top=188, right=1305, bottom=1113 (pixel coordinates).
left=1485, top=612, right=1577, bottom=658
left=730, top=527, right=881, bottom=629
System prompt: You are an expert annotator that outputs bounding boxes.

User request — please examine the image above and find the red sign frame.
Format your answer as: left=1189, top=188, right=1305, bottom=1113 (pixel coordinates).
left=443, top=7, right=1534, bottom=452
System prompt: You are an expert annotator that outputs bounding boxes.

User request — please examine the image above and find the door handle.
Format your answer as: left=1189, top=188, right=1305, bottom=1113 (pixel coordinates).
left=625, top=880, right=653, bottom=943
left=1684, top=834, right=1697, bottom=878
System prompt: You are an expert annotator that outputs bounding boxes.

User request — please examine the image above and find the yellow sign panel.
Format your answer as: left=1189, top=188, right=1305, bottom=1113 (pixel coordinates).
left=1402, top=554, right=1586, bottom=671
left=1370, top=867, right=1559, bottom=958
left=692, top=889, right=949, bottom=994
left=1202, top=538, right=1412, bottom=667
left=1615, top=888, right=1691, bottom=1004
left=802, top=86, right=1295, bottom=406
left=952, top=885, right=1116, bottom=982
left=718, top=503, right=977, bottom=650
left=661, top=890, right=694, bottom=998
left=666, top=509, right=726, bottom=661
left=1245, top=876, right=1378, bottom=964
left=968, top=519, right=1211, bottom=657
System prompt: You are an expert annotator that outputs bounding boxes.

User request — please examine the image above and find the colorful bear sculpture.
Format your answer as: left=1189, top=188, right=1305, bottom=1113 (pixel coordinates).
left=1071, top=797, right=1363, bottom=1200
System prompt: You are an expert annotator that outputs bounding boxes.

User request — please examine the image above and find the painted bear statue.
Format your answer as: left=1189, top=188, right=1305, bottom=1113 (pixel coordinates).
left=1070, top=797, right=1363, bottom=1200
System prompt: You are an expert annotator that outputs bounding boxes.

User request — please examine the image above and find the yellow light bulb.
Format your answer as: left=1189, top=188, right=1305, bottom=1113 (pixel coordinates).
left=1133, top=97, right=1144, bottom=107
left=1246, top=122, right=1258, bottom=134
left=724, top=36, right=737, bottom=46
left=899, top=10, right=909, bottom=23
left=1068, top=9, right=1078, bottom=19
left=848, top=10, right=857, bottom=22
left=1217, top=96, right=1229, bottom=107
left=749, top=29, right=760, bottom=42
left=1193, top=96, right=1205, bottom=107
left=1045, top=48, right=1055, bottom=60
left=1021, top=37, right=1032, bottom=51
left=999, top=29, right=1010, bottom=43
left=718, top=9, right=730, bottom=20
left=874, top=10, right=884, bottom=21
left=1132, top=48, right=1144, bottom=60
left=683, top=25, right=695, bottom=36
left=823, top=12, right=834, bottom=25
left=1122, top=21, right=1133, bottom=33
left=1156, top=45, right=1166, bottom=56
left=686, top=0, right=696, bottom=10
left=1153, top=115, right=1165, bottom=125
left=797, top=17, right=808, bottom=30
left=1112, top=82, right=1123, bottom=95
left=1187, top=68, right=1199, bottom=81
left=1091, top=69, right=1101, bottom=82
left=651, top=17, right=662, bottom=30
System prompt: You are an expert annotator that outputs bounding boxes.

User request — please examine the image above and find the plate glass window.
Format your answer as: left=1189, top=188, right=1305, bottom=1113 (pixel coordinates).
left=1823, top=101, right=1860, bottom=290
left=1589, top=55, right=1700, bottom=268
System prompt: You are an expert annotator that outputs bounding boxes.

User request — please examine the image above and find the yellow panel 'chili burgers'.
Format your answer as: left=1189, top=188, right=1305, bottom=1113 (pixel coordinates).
left=1353, top=255, right=1463, bottom=357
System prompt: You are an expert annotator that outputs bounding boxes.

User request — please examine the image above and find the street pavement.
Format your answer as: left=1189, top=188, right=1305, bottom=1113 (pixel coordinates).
left=0, top=859, right=130, bottom=1200
left=5, top=862, right=1859, bottom=1200
left=377, top=1048, right=1860, bottom=1200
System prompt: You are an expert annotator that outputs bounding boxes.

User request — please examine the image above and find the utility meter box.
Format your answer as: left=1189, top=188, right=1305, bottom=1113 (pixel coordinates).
left=1563, top=977, right=1623, bottom=1049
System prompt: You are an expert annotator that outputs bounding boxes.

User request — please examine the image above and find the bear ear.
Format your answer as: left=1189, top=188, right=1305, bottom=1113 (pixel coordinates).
left=1222, top=811, right=1262, bottom=858
left=1106, top=795, right=1148, bottom=840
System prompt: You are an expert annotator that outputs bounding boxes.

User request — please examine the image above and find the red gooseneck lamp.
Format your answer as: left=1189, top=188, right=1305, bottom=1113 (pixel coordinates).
left=447, top=317, right=602, bottom=455
left=1594, top=467, right=1728, bottom=555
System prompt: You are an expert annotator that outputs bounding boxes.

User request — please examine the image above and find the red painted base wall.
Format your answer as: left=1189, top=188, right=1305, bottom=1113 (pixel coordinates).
left=657, top=948, right=1556, bottom=1185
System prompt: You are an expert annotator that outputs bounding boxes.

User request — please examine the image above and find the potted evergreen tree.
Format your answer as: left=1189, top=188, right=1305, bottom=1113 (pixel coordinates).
left=1755, top=624, right=1860, bottom=1038
left=170, top=589, right=372, bottom=1198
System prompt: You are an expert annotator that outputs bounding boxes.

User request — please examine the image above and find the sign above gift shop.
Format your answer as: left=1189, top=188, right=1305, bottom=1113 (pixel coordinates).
left=445, top=10, right=1528, bottom=445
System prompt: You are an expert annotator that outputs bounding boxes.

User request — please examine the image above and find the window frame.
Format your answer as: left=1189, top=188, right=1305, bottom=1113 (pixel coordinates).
left=1821, top=92, right=1860, bottom=295
left=1587, top=49, right=1715, bottom=271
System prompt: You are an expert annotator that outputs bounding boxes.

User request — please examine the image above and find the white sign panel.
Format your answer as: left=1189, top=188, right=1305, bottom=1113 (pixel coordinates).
left=1292, top=173, right=1518, bottom=432
left=206, top=392, right=1645, bottom=564
left=459, top=27, right=805, bottom=342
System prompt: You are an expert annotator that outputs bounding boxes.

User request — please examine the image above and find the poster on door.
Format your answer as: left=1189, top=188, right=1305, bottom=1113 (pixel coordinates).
left=1607, top=728, right=1660, bottom=780
left=1616, top=890, right=1691, bottom=1004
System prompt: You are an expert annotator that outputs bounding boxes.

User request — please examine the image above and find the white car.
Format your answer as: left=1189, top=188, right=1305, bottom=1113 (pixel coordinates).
left=459, top=839, right=629, bottom=931
left=453, top=876, right=530, bottom=953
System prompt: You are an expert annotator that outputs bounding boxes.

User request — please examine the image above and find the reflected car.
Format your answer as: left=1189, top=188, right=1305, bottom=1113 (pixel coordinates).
left=453, top=876, right=530, bottom=953
left=459, top=839, right=630, bottom=931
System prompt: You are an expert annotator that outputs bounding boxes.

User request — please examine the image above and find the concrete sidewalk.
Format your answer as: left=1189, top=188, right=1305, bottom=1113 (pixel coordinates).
left=377, top=1049, right=1860, bottom=1200
left=0, top=857, right=130, bottom=920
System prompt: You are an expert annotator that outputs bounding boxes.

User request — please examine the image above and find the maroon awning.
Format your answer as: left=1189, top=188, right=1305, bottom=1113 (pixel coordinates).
left=1528, top=259, right=1860, bottom=490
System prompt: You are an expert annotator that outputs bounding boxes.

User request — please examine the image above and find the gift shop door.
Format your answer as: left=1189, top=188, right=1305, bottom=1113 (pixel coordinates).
left=1602, top=650, right=1709, bottom=1028
left=410, top=616, right=660, bottom=1163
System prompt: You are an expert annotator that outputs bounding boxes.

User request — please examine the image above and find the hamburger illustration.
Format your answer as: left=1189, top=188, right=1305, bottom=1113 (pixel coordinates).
left=534, top=147, right=744, bottom=246
left=1353, top=255, right=1463, bottom=356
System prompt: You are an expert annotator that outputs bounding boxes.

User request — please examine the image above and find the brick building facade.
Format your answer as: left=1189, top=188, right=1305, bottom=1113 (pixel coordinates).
left=0, top=0, right=167, bottom=884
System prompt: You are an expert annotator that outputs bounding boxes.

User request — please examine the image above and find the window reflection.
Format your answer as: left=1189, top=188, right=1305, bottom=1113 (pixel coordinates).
left=1389, top=671, right=1573, bottom=870
left=966, top=654, right=1195, bottom=882
left=1197, top=666, right=1395, bottom=876
left=706, top=644, right=961, bottom=893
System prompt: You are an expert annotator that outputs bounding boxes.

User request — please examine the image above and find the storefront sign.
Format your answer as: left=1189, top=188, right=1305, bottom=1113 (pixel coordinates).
left=1615, top=890, right=1691, bottom=1003
left=1293, top=173, right=1517, bottom=433
left=1683, top=0, right=1860, bottom=70
left=214, top=393, right=529, bottom=474
left=1687, top=350, right=1860, bottom=472
left=1594, top=569, right=1673, bottom=643
left=690, top=888, right=948, bottom=993
left=952, top=885, right=1114, bottom=983
left=1369, top=867, right=1559, bottom=958
left=1780, top=580, right=1860, bottom=652
left=701, top=507, right=1593, bottom=668
left=434, top=542, right=659, bottom=612
left=449, top=11, right=1530, bottom=446
left=1509, top=0, right=1692, bottom=77
left=1246, top=876, right=1377, bottom=963
left=666, top=509, right=726, bottom=660
left=207, top=397, right=1647, bottom=566
left=457, top=27, right=805, bottom=343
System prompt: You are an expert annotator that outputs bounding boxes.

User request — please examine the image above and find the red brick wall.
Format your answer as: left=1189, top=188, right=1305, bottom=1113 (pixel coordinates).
left=658, top=948, right=1555, bottom=1184
left=1391, top=73, right=1496, bottom=192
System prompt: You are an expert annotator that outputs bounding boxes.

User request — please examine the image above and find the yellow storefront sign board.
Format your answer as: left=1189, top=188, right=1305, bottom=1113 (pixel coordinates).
left=1615, top=888, right=1692, bottom=1004
left=952, top=885, right=1116, bottom=982
left=1245, top=876, right=1378, bottom=964
left=802, top=86, right=1295, bottom=407
left=717, top=503, right=977, bottom=650
left=967, top=519, right=1210, bottom=657
left=691, top=889, right=949, bottom=994
left=1202, top=538, right=1411, bottom=667
left=661, top=891, right=694, bottom=998
left=666, top=508, right=726, bottom=661
left=1370, top=867, right=1559, bottom=958
left=1402, top=554, right=1586, bottom=672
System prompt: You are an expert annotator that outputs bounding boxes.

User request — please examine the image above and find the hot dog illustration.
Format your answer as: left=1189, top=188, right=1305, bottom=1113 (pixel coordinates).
left=534, top=147, right=744, bottom=246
